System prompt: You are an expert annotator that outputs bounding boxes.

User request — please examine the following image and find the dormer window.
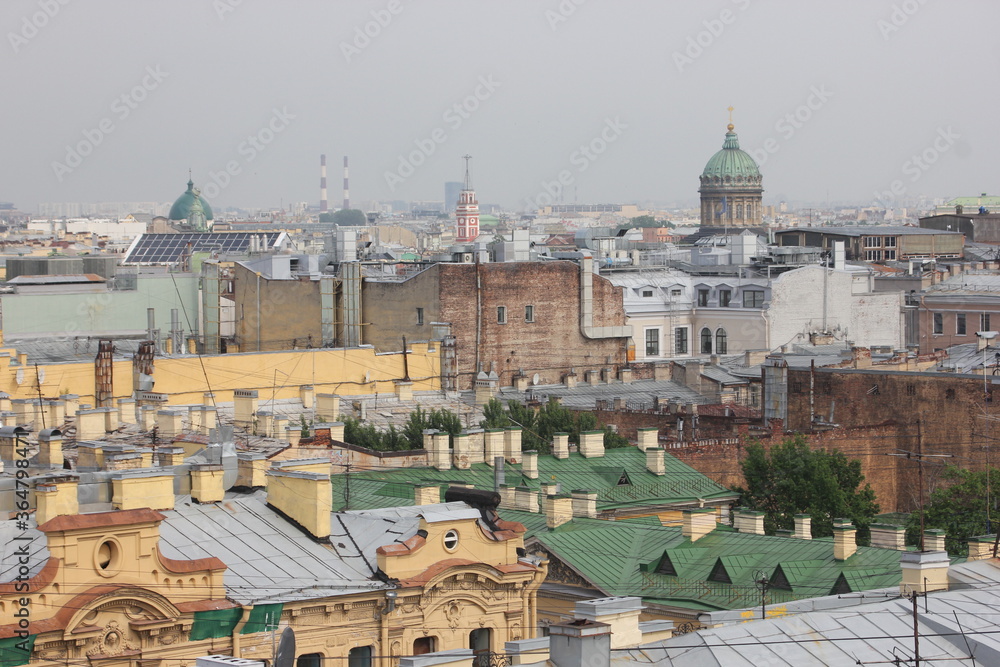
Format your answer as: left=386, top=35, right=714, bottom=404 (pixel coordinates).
left=642, top=290, right=653, bottom=298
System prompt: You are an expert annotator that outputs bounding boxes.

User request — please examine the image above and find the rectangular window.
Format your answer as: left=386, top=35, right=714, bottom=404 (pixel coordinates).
left=525, top=305, right=535, bottom=323
left=671, top=289, right=682, bottom=297
left=645, top=328, right=659, bottom=356
left=674, top=327, right=689, bottom=354
left=983, top=314, right=992, bottom=331
left=957, top=313, right=967, bottom=335
left=864, top=236, right=881, bottom=248
left=497, top=306, right=507, bottom=324
left=742, top=291, right=764, bottom=308
left=933, top=312, right=943, bottom=335
left=642, top=289, right=653, bottom=297
left=697, top=289, right=709, bottom=307
left=866, top=249, right=882, bottom=262
left=719, top=289, right=731, bottom=307
left=416, top=307, right=424, bottom=326
left=885, top=236, right=897, bottom=247
left=348, top=647, right=373, bottom=667
left=884, top=249, right=896, bottom=261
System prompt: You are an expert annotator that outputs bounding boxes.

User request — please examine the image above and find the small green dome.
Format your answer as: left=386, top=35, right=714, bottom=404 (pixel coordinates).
left=701, top=127, right=761, bottom=183
left=169, top=179, right=214, bottom=226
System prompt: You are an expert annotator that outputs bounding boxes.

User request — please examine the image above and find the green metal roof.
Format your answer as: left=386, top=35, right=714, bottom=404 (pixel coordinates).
left=701, top=129, right=761, bottom=180
left=169, top=179, right=214, bottom=225
left=525, top=518, right=911, bottom=613
left=946, top=195, right=1000, bottom=209
left=331, top=447, right=735, bottom=513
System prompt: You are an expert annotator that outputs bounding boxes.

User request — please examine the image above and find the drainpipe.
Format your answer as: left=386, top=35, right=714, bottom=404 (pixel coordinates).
left=256, top=272, right=261, bottom=352
left=231, top=605, right=252, bottom=657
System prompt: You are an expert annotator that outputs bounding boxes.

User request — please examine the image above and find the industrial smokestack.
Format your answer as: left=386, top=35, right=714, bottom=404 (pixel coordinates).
left=343, top=155, right=350, bottom=210
left=320, top=154, right=328, bottom=213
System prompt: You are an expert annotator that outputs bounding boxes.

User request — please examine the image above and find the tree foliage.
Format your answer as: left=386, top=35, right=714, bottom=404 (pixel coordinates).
left=342, top=406, right=463, bottom=452
left=479, top=398, right=630, bottom=454
left=628, top=214, right=674, bottom=229
left=907, top=465, right=1000, bottom=556
left=734, top=435, right=880, bottom=544
left=326, top=208, right=367, bottom=226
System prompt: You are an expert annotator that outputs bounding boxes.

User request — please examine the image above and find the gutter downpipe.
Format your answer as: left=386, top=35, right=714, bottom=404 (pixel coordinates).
left=231, top=604, right=252, bottom=656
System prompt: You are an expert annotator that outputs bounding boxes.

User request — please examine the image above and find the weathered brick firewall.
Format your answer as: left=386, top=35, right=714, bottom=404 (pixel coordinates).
left=438, top=262, right=628, bottom=389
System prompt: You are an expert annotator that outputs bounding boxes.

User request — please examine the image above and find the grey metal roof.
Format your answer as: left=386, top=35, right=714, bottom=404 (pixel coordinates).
left=0, top=521, right=47, bottom=581
left=158, top=494, right=389, bottom=605
left=610, top=559, right=1000, bottom=666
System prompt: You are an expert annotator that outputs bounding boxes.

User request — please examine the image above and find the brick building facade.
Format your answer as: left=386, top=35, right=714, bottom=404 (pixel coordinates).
left=364, top=259, right=631, bottom=389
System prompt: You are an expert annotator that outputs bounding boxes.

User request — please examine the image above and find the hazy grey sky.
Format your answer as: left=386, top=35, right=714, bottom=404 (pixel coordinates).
left=3, top=0, right=997, bottom=212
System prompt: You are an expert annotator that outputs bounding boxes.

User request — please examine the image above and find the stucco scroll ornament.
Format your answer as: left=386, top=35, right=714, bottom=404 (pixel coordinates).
left=445, top=602, right=462, bottom=629
left=87, top=620, right=137, bottom=657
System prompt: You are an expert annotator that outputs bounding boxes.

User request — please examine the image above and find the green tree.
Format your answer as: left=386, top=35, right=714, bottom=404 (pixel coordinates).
left=907, top=466, right=1000, bottom=556
left=479, top=397, right=628, bottom=454
left=480, top=398, right=512, bottom=430
left=628, top=214, right=674, bottom=229
left=735, top=436, right=880, bottom=543
left=331, top=208, right=367, bottom=226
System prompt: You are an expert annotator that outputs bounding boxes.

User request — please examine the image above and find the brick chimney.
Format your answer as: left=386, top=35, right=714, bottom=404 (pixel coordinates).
left=735, top=509, right=765, bottom=535
left=833, top=519, right=857, bottom=561
left=38, top=428, right=64, bottom=468
left=111, top=469, right=175, bottom=511
left=35, top=474, right=79, bottom=524
left=190, top=463, right=225, bottom=503
left=545, top=493, right=573, bottom=529
left=682, top=507, right=716, bottom=542
left=900, top=550, right=950, bottom=595
left=572, top=597, right=643, bottom=650
left=452, top=431, right=472, bottom=469
left=522, top=450, right=539, bottom=479
left=552, top=432, right=570, bottom=459
left=579, top=430, right=605, bottom=459
left=414, top=484, right=441, bottom=505
left=967, top=535, right=997, bottom=561
left=571, top=489, right=597, bottom=518
left=424, top=429, right=451, bottom=471
left=484, top=429, right=504, bottom=464
left=793, top=513, right=812, bottom=540
left=870, top=523, right=906, bottom=550
left=645, top=447, right=665, bottom=475
left=923, top=529, right=946, bottom=552
left=636, top=427, right=658, bottom=451
left=266, top=469, right=332, bottom=539
left=504, top=427, right=522, bottom=463
left=549, top=620, right=610, bottom=667
left=233, top=389, right=259, bottom=428
left=236, top=452, right=268, bottom=488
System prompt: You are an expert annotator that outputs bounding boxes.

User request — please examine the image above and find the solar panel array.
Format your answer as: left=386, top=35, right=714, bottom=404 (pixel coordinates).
left=123, top=232, right=284, bottom=265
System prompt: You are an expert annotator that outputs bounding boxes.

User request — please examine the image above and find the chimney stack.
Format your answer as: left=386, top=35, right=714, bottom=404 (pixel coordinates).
left=545, top=493, right=573, bottom=529
left=793, top=513, right=812, bottom=540
left=343, top=155, right=350, bottom=210
left=522, top=450, right=539, bottom=479
left=682, top=508, right=716, bottom=542
left=579, top=430, right=605, bottom=459
left=320, top=154, right=328, bottom=213
left=900, top=551, right=950, bottom=595
left=833, top=519, right=857, bottom=561
left=645, top=447, right=666, bottom=475
left=552, top=432, right=570, bottom=459
left=636, top=427, right=658, bottom=451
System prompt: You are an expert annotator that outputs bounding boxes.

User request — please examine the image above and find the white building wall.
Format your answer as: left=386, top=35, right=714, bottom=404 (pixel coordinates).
left=767, top=265, right=902, bottom=349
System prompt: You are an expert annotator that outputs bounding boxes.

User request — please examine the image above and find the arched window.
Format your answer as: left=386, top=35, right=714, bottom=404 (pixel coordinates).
left=700, top=328, right=712, bottom=354
left=736, top=204, right=743, bottom=218
left=716, top=328, right=728, bottom=354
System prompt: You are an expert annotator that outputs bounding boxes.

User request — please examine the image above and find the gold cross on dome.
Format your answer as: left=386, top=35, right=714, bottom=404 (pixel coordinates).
left=727, top=106, right=734, bottom=123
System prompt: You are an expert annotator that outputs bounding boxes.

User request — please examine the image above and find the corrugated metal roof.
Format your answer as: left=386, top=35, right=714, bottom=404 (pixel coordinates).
left=7, top=273, right=106, bottom=284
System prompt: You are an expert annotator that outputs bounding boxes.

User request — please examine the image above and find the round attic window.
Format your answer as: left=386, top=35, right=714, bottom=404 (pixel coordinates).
left=95, top=539, right=121, bottom=576
left=443, top=530, right=459, bottom=552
